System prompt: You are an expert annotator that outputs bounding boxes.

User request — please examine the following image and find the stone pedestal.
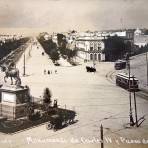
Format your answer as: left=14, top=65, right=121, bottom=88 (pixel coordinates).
left=0, top=85, right=30, bottom=120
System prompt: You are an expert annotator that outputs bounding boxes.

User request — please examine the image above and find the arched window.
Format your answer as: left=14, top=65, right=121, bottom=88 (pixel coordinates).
left=98, top=54, right=101, bottom=61
left=94, top=54, right=97, bottom=60
left=90, top=54, right=93, bottom=60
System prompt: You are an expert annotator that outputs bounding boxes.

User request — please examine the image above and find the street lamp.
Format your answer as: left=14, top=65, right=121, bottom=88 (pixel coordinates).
left=133, top=76, right=138, bottom=127
left=146, top=52, right=148, bottom=86
left=23, top=53, right=25, bottom=76
left=126, top=53, right=134, bottom=126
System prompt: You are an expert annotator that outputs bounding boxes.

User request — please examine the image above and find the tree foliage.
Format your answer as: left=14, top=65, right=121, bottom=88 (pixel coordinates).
left=103, top=36, right=131, bottom=61
left=38, top=36, right=60, bottom=62
left=43, top=87, right=52, bottom=104
left=57, top=33, right=67, bottom=48
left=57, top=33, right=77, bottom=60
left=131, top=44, right=148, bottom=56
left=38, top=33, right=77, bottom=64
left=0, top=37, right=29, bottom=60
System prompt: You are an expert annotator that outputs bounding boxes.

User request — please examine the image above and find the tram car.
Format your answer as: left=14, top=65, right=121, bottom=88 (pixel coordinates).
left=116, top=73, right=139, bottom=91
left=114, top=60, right=126, bottom=70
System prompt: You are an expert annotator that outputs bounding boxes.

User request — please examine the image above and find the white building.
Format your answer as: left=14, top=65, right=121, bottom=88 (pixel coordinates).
left=134, top=28, right=148, bottom=47
left=76, top=36, right=105, bottom=61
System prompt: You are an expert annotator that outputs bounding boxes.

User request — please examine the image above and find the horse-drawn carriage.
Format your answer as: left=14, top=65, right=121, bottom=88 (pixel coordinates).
left=46, top=109, right=76, bottom=131
left=86, top=66, right=96, bottom=72
left=24, top=100, right=76, bottom=131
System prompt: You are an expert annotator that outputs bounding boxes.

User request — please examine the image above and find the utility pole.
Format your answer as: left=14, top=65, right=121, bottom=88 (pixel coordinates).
left=126, top=53, right=134, bottom=126
left=93, top=52, right=95, bottom=68
left=146, top=52, right=148, bottom=86
left=133, top=77, right=138, bottom=127
left=100, top=124, right=104, bottom=148
left=23, top=53, right=26, bottom=76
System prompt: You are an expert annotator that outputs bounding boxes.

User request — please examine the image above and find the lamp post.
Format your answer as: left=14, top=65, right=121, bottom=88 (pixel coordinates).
left=126, top=53, right=134, bottom=126
left=133, top=76, right=138, bottom=127
left=100, top=124, right=104, bottom=148
left=146, top=52, right=148, bottom=86
left=23, top=53, right=25, bottom=76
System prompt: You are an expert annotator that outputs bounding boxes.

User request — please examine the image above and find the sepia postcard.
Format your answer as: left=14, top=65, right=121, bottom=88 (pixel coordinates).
left=0, top=0, right=148, bottom=148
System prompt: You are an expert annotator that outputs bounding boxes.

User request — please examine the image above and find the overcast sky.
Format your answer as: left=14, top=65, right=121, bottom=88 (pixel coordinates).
left=0, top=0, right=148, bottom=34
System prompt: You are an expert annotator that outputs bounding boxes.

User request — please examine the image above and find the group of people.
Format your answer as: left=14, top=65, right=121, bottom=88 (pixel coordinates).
left=44, top=69, right=57, bottom=75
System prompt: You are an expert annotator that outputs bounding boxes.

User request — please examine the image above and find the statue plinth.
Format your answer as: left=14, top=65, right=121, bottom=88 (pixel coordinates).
left=0, top=84, right=30, bottom=120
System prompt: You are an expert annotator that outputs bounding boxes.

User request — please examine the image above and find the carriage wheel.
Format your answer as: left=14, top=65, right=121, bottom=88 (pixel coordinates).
left=46, top=122, right=53, bottom=130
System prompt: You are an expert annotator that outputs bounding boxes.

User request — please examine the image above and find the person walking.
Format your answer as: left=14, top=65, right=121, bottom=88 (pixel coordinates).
left=44, top=69, right=46, bottom=75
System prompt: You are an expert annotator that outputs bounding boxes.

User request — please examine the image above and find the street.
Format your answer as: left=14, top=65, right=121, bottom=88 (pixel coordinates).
left=0, top=39, right=148, bottom=148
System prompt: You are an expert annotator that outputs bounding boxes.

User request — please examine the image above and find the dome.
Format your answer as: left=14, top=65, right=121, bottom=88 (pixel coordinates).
left=134, top=28, right=142, bottom=35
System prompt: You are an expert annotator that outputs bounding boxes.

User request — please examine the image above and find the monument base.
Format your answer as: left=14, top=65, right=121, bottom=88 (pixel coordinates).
left=0, top=84, right=30, bottom=120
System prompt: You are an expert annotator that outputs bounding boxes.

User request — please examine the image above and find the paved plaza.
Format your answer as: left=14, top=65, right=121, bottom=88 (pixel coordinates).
left=0, top=40, right=148, bottom=148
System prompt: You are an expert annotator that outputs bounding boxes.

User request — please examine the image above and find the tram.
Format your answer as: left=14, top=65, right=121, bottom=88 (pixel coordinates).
left=116, top=73, right=139, bottom=91
left=114, top=60, right=126, bottom=70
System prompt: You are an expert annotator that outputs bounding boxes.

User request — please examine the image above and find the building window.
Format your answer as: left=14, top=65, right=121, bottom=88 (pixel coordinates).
left=98, top=47, right=101, bottom=51
left=90, top=54, right=93, bottom=60
left=94, top=54, right=97, bottom=60
left=90, top=47, right=93, bottom=51
left=98, top=54, right=101, bottom=61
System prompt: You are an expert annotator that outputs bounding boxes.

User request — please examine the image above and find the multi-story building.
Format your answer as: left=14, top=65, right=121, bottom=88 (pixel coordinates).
left=134, top=28, right=148, bottom=47
left=75, top=36, right=105, bottom=61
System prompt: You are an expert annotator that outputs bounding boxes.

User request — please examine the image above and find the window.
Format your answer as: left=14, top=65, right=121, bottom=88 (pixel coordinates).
left=94, top=54, right=97, bottom=60
left=90, top=47, right=93, bottom=51
left=90, top=54, right=93, bottom=60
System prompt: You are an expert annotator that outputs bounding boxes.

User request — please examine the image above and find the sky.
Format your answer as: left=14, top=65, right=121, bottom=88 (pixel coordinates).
left=0, top=0, right=148, bottom=35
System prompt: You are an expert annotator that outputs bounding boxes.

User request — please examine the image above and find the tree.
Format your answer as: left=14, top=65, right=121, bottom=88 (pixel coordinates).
left=103, top=36, right=129, bottom=61
left=43, top=87, right=52, bottom=104
left=50, top=50, right=60, bottom=62
left=37, top=36, right=59, bottom=63
left=57, top=33, right=67, bottom=48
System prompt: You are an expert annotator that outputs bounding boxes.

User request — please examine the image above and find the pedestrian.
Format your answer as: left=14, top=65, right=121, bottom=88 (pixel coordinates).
left=55, top=70, right=57, bottom=74
left=48, top=70, right=50, bottom=75
left=44, top=69, right=46, bottom=75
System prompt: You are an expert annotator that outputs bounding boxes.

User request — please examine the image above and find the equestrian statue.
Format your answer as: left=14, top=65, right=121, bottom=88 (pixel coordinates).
left=1, top=62, right=21, bottom=86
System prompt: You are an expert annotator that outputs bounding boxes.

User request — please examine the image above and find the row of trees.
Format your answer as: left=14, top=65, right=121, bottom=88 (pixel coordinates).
left=103, top=36, right=131, bottom=61
left=103, top=35, right=148, bottom=61
left=38, top=33, right=77, bottom=64
left=38, top=35, right=59, bottom=63
left=131, top=44, right=148, bottom=56
left=57, top=33, right=77, bottom=61
left=0, top=37, right=29, bottom=60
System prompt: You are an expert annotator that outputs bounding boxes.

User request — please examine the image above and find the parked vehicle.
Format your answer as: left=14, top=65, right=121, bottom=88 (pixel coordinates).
left=46, top=109, right=76, bottom=131
left=114, top=60, right=126, bottom=70
left=116, top=73, right=139, bottom=91
left=86, top=66, right=96, bottom=72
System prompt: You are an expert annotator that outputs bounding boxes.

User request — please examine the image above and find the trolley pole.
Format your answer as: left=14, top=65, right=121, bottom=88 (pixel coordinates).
left=133, top=79, right=138, bottom=127
left=93, top=52, right=95, bottom=68
left=23, top=53, right=26, bottom=76
left=146, top=52, right=148, bottom=86
left=100, top=124, right=104, bottom=148
left=126, top=53, right=134, bottom=126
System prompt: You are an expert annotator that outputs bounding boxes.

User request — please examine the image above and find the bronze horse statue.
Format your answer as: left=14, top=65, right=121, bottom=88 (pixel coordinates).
left=1, top=64, right=21, bottom=85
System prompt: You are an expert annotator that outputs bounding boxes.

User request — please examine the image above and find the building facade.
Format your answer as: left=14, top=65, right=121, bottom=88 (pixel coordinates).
left=76, top=37, right=105, bottom=61
left=134, top=28, right=148, bottom=47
